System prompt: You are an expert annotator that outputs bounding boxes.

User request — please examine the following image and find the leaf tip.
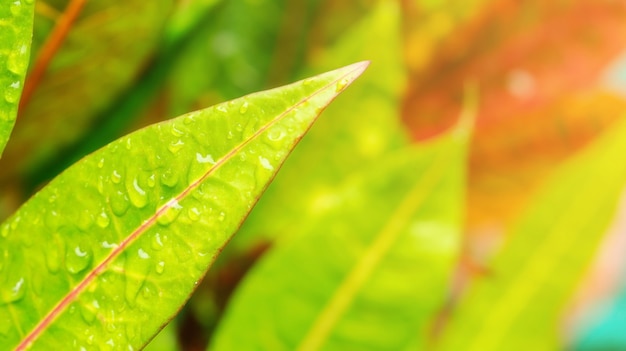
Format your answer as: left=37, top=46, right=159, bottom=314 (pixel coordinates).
left=331, top=61, right=370, bottom=94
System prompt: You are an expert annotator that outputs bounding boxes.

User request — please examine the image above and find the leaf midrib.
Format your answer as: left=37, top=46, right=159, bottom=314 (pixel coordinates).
left=15, top=63, right=365, bottom=350
left=296, top=145, right=451, bottom=351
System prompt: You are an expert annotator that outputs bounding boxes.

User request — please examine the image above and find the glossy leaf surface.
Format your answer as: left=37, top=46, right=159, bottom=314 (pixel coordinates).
left=0, top=62, right=367, bottom=350
left=0, top=0, right=34, bottom=156
left=211, top=122, right=469, bottom=350
left=437, top=118, right=626, bottom=350
left=0, top=0, right=174, bottom=179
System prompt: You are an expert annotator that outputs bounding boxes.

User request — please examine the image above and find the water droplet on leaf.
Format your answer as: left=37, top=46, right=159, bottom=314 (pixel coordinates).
left=155, top=261, right=165, bottom=274
left=168, top=139, right=185, bottom=154
left=161, top=169, right=179, bottom=187
left=66, top=245, right=92, bottom=274
left=96, top=211, right=110, bottom=228
left=0, top=277, right=25, bottom=305
left=151, top=233, right=165, bottom=250
left=111, top=170, right=122, bottom=184
left=239, top=101, right=249, bottom=114
left=158, top=199, right=183, bottom=226
left=110, top=190, right=130, bottom=216
left=188, top=207, right=200, bottom=221
left=127, top=178, right=147, bottom=208
left=258, top=156, right=274, bottom=171
left=196, top=153, right=215, bottom=164
left=335, top=78, right=349, bottom=92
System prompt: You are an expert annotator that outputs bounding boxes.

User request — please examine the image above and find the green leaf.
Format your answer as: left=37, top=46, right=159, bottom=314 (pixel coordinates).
left=229, top=0, right=408, bottom=254
left=210, top=123, right=469, bottom=350
left=437, top=118, right=626, bottom=350
left=0, top=0, right=34, bottom=157
left=0, top=0, right=174, bottom=180
left=0, top=62, right=368, bottom=350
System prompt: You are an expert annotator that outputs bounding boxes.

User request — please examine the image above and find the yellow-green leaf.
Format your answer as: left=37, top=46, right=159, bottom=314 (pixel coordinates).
left=0, top=62, right=367, bottom=350
left=438, top=118, right=626, bottom=351
left=0, top=0, right=34, bottom=156
left=210, top=122, right=469, bottom=350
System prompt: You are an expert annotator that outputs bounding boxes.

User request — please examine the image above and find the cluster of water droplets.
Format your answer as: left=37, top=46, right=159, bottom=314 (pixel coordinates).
left=1, top=0, right=33, bottom=108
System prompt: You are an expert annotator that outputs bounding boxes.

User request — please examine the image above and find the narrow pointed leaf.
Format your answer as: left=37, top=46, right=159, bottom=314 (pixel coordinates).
left=0, top=62, right=368, bottom=350
left=438, top=118, right=626, bottom=350
left=0, top=0, right=34, bottom=156
left=210, top=123, right=469, bottom=350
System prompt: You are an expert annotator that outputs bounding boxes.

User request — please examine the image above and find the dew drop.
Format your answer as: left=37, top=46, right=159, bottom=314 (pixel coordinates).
left=0, top=277, right=25, bottom=305
left=216, top=105, right=227, bottom=113
left=127, top=178, right=147, bottom=208
left=335, top=78, right=349, bottom=93
left=110, top=190, right=130, bottom=216
left=157, top=199, right=182, bottom=226
left=183, top=114, right=195, bottom=124
left=267, top=126, right=286, bottom=143
left=196, top=153, right=215, bottom=164
left=96, top=211, right=110, bottom=228
left=1, top=225, right=9, bottom=238
left=168, top=139, right=185, bottom=154
left=303, top=78, right=314, bottom=86
left=44, top=210, right=61, bottom=231
left=101, top=241, right=118, bottom=249
left=151, top=233, right=165, bottom=250
left=124, top=248, right=151, bottom=306
left=235, top=123, right=243, bottom=132
left=4, top=82, right=21, bottom=103
left=226, top=131, right=233, bottom=139
left=44, top=238, right=63, bottom=273
left=239, top=101, right=249, bottom=114
left=218, top=211, right=225, bottom=222
left=138, top=248, right=150, bottom=259
left=80, top=303, right=97, bottom=325
left=10, top=1, right=22, bottom=16
left=125, top=137, right=132, bottom=150
left=7, top=44, right=28, bottom=75
left=97, top=158, right=104, bottom=168
left=147, top=174, right=156, bottom=188
left=258, top=156, right=274, bottom=171
left=10, top=215, right=20, bottom=230
left=111, top=170, right=122, bottom=184
left=188, top=207, right=201, bottom=221
left=155, top=261, right=165, bottom=274
left=66, top=245, right=92, bottom=274
left=76, top=210, right=94, bottom=231
left=161, top=169, right=179, bottom=187
left=171, top=125, right=184, bottom=137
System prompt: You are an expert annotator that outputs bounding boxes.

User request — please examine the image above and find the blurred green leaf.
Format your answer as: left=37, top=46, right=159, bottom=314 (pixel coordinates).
left=0, top=0, right=34, bottom=157
left=0, top=62, right=367, bottom=350
left=437, top=118, right=626, bottom=351
left=210, top=122, right=469, bottom=350
left=0, top=0, right=174, bottom=180
left=230, top=0, right=409, bottom=253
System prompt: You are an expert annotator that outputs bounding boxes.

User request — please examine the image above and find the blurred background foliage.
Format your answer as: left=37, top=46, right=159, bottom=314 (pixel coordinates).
left=6, top=0, right=626, bottom=349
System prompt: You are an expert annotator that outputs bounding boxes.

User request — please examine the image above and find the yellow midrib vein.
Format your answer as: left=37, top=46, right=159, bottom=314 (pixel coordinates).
left=297, top=147, right=450, bottom=351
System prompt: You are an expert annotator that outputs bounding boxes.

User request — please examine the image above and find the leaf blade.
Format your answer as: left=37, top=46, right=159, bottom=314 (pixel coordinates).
left=438, top=117, right=626, bottom=350
left=0, top=0, right=34, bottom=157
left=211, top=123, right=469, bottom=350
left=0, top=62, right=367, bottom=350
